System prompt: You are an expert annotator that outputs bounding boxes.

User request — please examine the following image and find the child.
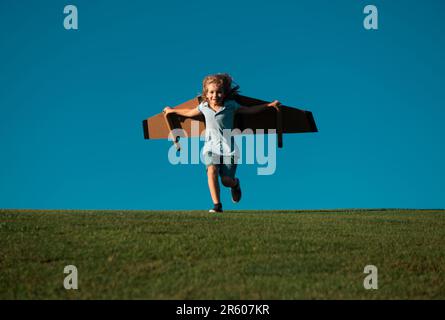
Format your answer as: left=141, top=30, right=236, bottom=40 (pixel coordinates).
left=163, top=73, right=281, bottom=213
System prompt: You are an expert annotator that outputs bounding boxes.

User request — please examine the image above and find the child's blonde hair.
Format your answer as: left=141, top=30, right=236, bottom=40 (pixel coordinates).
left=201, top=73, right=240, bottom=103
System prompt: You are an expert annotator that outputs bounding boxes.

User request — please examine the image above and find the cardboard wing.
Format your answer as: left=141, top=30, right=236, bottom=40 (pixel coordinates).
left=142, top=95, right=317, bottom=149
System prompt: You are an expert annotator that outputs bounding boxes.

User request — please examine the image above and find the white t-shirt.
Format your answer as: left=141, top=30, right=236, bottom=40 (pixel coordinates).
left=198, top=100, right=241, bottom=157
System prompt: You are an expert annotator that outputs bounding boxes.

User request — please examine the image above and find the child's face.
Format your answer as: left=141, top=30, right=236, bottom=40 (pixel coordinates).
left=206, top=83, right=225, bottom=106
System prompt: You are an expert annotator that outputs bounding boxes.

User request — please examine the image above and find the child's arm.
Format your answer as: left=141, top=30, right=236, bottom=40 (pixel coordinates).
left=237, top=100, right=281, bottom=115
left=163, top=106, right=201, bottom=118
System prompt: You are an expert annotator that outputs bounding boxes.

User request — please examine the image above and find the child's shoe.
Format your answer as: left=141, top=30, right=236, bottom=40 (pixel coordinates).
left=231, top=178, right=242, bottom=203
left=209, top=203, right=223, bottom=213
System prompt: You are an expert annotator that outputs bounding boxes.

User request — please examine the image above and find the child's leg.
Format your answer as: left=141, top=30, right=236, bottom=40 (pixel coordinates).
left=220, top=156, right=241, bottom=203
left=220, top=156, right=238, bottom=188
left=207, top=165, right=221, bottom=204
left=221, top=176, right=237, bottom=188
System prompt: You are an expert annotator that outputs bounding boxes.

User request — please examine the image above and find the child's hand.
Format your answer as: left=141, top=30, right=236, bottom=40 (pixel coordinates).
left=268, top=100, right=282, bottom=108
left=163, top=106, right=174, bottom=115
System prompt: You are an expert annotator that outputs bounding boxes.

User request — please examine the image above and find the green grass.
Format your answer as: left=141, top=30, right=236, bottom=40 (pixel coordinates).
left=1, top=209, right=444, bottom=299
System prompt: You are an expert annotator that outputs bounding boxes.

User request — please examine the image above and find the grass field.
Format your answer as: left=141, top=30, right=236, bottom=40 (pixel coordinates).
left=1, top=209, right=444, bottom=299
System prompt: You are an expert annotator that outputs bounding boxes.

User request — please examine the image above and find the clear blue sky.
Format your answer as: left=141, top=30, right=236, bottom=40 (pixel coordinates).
left=1, top=0, right=444, bottom=210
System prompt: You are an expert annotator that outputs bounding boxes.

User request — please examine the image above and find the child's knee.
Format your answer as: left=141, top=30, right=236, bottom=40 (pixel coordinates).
left=221, top=176, right=234, bottom=187
left=207, top=165, right=218, bottom=177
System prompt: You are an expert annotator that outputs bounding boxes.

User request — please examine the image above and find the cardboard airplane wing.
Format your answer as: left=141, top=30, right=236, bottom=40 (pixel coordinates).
left=142, top=95, right=317, bottom=149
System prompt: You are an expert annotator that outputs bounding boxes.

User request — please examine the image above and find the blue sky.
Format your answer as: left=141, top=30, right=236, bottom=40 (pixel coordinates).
left=1, top=0, right=444, bottom=210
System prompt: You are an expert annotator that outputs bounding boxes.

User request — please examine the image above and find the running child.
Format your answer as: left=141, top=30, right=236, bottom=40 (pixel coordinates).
left=163, top=73, right=281, bottom=213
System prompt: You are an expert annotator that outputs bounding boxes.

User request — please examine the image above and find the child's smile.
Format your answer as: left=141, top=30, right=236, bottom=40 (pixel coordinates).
left=206, top=83, right=225, bottom=107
